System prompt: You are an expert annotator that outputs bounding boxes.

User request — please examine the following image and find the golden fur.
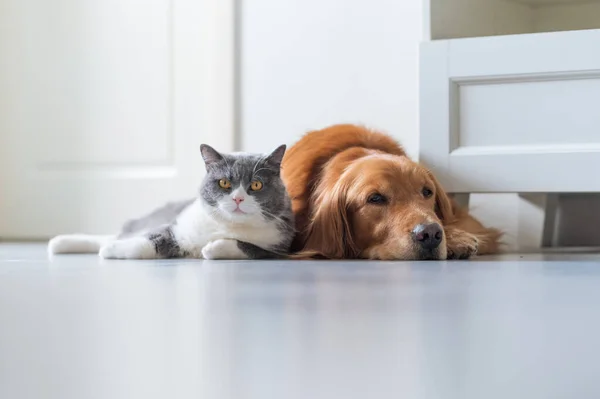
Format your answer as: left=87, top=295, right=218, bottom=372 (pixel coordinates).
left=282, top=124, right=501, bottom=260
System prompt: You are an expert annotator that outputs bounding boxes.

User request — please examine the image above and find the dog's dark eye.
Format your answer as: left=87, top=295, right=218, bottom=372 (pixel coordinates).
left=367, top=193, right=387, bottom=204
left=422, top=187, right=433, bottom=198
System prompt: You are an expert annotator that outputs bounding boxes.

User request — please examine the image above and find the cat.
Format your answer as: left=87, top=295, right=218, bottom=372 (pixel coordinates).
left=47, top=144, right=295, bottom=260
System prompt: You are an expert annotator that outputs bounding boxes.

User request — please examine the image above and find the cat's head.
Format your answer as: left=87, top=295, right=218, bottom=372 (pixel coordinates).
left=199, top=144, right=290, bottom=222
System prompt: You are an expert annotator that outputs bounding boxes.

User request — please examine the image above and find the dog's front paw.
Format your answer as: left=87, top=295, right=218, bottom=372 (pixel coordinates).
left=99, top=238, right=156, bottom=259
left=445, top=228, right=479, bottom=260
left=201, top=239, right=246, bottom=260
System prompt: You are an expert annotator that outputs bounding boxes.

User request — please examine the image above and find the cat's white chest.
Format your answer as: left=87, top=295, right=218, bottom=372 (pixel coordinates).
left=172, top=199, right=281, bottom=257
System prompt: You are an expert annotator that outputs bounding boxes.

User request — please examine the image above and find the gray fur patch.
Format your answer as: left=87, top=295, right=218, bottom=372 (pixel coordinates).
left=236, top=240, right=283, bottom=259
left=119, top=199, right=194, bottom=237
left=147, top=225, right=185, bottom=258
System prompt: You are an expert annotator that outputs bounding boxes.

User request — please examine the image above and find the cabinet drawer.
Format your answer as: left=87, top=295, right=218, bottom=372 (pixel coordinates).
left=459, top=76, right=600, bottom=149
left=420, top=30, right=600, bottom=193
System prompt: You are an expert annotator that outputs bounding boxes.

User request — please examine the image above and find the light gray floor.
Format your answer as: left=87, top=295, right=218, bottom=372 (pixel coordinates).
left=1, top=244, right=600, bottom=399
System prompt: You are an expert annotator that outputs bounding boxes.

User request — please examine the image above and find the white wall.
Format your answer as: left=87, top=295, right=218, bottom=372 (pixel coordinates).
left=240, top=0, right=422, bottom=159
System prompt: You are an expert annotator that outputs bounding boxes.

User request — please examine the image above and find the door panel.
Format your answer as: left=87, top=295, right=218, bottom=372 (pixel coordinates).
left=0, top=0, right=234, bottom=238
left=31, top=0, right=171, bottom=165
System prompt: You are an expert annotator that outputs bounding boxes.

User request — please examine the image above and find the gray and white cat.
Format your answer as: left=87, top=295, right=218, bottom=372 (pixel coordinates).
left=48, top=144, right=295, bottom=260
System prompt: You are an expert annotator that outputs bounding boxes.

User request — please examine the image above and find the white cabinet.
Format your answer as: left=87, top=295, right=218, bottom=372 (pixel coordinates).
left=421, top=0, right=600, bottom=195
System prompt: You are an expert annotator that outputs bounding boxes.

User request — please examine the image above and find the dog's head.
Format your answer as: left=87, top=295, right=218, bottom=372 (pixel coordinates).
left=303, top=150, right=454, bottom=260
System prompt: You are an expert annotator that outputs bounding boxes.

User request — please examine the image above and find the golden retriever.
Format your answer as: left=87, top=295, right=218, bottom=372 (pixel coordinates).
left=282, top=124, right=501, bottom=260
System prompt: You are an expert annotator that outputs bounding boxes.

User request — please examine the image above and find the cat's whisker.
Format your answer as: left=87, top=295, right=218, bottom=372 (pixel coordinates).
left=260, top=209, right=292, bottom=226
left=260, top=210, right=282, bottom=220
left=252, top=155, right=267, bottom=175
left=252, top=167, right=271, bottom=176
left=211, top=208, right=232, bottom=222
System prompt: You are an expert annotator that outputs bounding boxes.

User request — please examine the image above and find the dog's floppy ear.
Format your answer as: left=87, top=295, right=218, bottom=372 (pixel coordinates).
left=430, top=173, right=455, bottom=223
left=303, top=183, right=358, bottom=259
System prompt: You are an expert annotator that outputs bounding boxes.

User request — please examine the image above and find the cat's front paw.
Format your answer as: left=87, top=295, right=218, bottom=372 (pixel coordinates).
left=99, top=243, right=125, bottom=259
left=445, top=227, right=479, bottom=260
left=201, top=239, right=247, bottom=260
left=99, top=238, right=156, bottom=259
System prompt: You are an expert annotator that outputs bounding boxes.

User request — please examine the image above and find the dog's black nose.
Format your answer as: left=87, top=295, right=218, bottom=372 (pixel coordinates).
left=412, top=223, right=443, bottom=250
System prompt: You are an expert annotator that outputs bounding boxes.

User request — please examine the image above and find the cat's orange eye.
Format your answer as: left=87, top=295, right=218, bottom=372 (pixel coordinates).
left=250, top=181, right=263, bottom=191
left=219, top=179, right=231, bottom=189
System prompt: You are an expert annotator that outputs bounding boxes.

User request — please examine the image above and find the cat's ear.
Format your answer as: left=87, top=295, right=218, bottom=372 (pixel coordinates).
left=200, top=144, right=224, bottom=167
left=265, top=144, right=286, bottom=169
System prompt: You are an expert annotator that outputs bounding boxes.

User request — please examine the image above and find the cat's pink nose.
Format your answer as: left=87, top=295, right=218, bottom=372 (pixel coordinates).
left=233, top=197, right=244, bottom=205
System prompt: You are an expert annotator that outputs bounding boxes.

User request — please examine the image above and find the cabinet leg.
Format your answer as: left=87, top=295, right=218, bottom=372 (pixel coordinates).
left=541, top=194, right=559, bottom=247
left=517, top=193, right=558, bottom=250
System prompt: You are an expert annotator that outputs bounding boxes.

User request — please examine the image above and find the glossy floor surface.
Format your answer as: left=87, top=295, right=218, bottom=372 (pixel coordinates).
left=1, top=244, right=600, bottom=399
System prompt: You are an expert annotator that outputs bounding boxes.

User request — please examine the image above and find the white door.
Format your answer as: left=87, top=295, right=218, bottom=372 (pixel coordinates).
left=0, top=0, right=234, bottom=238
left=420, top=29, right=600, bottom=194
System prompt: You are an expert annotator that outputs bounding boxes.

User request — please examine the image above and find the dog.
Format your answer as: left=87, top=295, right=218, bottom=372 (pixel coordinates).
left=281, top=124, right=501, bottom=260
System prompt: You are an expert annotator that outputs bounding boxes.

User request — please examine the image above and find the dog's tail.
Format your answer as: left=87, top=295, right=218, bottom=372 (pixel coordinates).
left=48, top=234, right=115, bottom=255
